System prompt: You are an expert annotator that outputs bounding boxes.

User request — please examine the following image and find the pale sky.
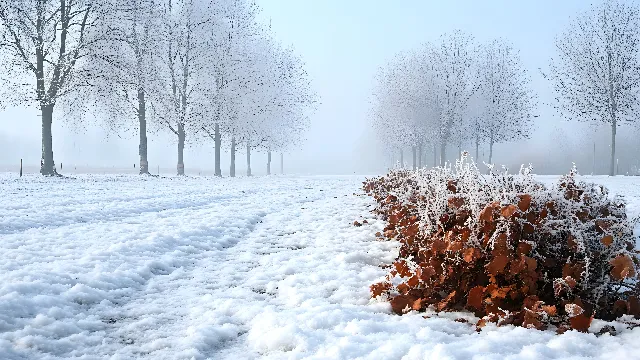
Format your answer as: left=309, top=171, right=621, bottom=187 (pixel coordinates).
left=0, top=0, right=621, bottom=175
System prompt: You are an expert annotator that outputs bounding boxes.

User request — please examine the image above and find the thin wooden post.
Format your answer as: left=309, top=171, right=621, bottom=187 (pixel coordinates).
left=267, top=151, right=272, bottom=175
left=20, top=159, right=22, bottom=177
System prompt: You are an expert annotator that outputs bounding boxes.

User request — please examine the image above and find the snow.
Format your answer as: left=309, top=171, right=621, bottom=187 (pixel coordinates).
left=0, top=173, right=639, bottom=359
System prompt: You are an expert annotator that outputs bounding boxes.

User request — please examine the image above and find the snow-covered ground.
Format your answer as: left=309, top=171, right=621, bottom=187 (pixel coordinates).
left=0, top=173, right=639, bottom=360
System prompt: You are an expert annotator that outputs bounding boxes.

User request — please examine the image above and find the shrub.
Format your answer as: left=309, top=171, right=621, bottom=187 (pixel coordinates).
left=365, top=156, right=640, bottom=332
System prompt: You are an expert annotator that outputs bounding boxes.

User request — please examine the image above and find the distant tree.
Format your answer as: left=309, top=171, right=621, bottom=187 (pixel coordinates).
left=256, top=45, right=315, bottom=175
left=157, top=0, right=213, bottom=176
left=88, top=0, right=166, bottom=175
left=217, top=24, right=272, bottom=177
left=371, top=53, right=420, bottom=169
left=429, top=31, right=477, bottom=166
left=224, top=21, right=275, bottom=177
left=404, top=49, right=441, bottom=169
left=200, top=0, right=261, bottom=177
left=218, top=31, right=315, bottom=177
left=371, top=48, right=444, bottom=170
left=0, top=0, right=110, bottom=175
left=548, top=0, right=640, bottom=176
left=370, top=56, right=406, bottom=167
left=464, top=92, right=486, bottom=162
left=371, top=32, right=534, bottom=170
left=477, top=39, right=535, bottom=164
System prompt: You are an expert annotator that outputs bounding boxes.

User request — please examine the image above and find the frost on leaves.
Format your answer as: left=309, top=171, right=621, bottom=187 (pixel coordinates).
left=365, top=156, right=640, bottom=333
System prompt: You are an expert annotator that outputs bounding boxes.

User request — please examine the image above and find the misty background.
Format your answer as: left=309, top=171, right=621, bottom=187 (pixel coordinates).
left=1, top=0, right=636, bottom=176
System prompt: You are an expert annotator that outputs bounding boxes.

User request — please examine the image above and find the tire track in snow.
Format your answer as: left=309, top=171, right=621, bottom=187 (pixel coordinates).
left=95, top=206, right=269, bottom=358
left=0, top=182, right=239, bottom=235
left=92, top=178, right=357, bottom=359
left=196, top=187, right=382, bottom=359
left=0, top=175, right=337, bottom=359
left=0, top=199, right=259, bottom=359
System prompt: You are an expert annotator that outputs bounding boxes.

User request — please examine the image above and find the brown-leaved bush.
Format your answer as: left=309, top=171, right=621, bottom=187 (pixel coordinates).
left=366, top=156, right=640, bottom=333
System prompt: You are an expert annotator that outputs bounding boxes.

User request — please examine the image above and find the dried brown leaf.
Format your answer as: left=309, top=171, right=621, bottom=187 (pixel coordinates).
left=610, top=255, right=636, bottom=280
left=487, top=255, right=509, bottom=275
left=542, top=305, right=557, bottom=316
left=448, top=196, right=465, bottom=209
left=467, top=286, right=484, bottom=310
left=570, top=314, right=593, bottom=332
left=601, top=235, right=614, bottom=247
left=390, top=294, right=418, bottom=314
left=565, top=303, right=584, bottom=317
left=518, top=194, right=532, bottom=212
left=501, top=205, right=518, bottom=219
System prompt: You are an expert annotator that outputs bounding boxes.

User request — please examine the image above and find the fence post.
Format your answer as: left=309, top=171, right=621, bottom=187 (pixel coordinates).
left=19, top=159, right=22, bottom=177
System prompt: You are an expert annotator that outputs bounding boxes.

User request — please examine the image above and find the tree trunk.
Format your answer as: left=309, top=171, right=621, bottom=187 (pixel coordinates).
left=607, top=47, right=617, bottom=176
left=593, top=142, right=596, bottom=175
left=214, top=122, right=221, bottom=177
left=418, top=143, right=423, bottom=168
left=138, top=89, right=149, bottom=175
left=177, top=122, right=185, bottom=175
left=40, top=105, right=56, bottom=176
left=280, top=153, right=284, bottom=174
left=433, top=143, right=437, bottom=167
left=610, top=121, right=616, bottom=176
left=267, top=150, right=272, bottom=175
left=246, top=143, right=252, bottom=176
left=440, top=141, right=447, bottom=167
left=489, top=136, right=494, bottom=165
left=230, top=137, right=236, bottom=177
left=424, top=145, right=428, bottom=167
left=412, top=146, right=417, bottom=170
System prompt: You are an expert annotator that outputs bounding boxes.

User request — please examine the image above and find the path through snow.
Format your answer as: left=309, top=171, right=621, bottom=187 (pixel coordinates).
left=0, top=174, right=639, bottom=359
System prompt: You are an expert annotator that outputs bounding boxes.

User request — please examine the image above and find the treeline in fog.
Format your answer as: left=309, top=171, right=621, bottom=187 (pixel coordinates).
left=369, top=0, right=640, bottom=176
left=0, top=0, right=316, bottom=176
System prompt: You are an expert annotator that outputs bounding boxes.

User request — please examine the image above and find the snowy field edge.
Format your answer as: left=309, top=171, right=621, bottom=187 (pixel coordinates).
left=1, top=174, right=639, bottom=359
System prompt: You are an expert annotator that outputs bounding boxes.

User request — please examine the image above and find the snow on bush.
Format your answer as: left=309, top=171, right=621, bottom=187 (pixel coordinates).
left=365, top=155, right=640, bottom=333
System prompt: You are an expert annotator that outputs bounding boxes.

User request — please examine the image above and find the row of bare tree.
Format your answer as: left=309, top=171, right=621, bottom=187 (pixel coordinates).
left=547, top=0, right=640, bottom=176
left=0, top=0, right=317, bottom=176
left=372, top=0, right=640, bottom=176
left=370, top=31, right=535, bottom=170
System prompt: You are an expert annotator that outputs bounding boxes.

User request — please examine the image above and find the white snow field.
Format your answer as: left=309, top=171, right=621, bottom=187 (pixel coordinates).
left=0, top=173, right=639, bottom=360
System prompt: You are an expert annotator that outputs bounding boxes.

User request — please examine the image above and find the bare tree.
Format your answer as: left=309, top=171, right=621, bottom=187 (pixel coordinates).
left=157, top=0, right=213, bottom=175
left=220, top=26, right=270, bottom=177
left=253, top=44, right=315, bottom=175
left=370, top=53, right=418, bottom=168
left=371, top=45, right=450, bottom=169
left=87, top=0, right=166, bottom=175
left=477, top=39, right=535, bottom=164
left=402, top=49, right=440, bottom=170
left=0, top=0, right=109, bottom=175
left=210, top=21, right=315, bottom=177
left=430, top=31, right=477, bottom=166
left=548, top=0, right=640, bottom=176
left=200, top=0, right=261, bottom=177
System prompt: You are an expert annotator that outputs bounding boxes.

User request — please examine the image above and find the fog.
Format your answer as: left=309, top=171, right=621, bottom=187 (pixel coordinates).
left=0, top=0, right=636, bottom=176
